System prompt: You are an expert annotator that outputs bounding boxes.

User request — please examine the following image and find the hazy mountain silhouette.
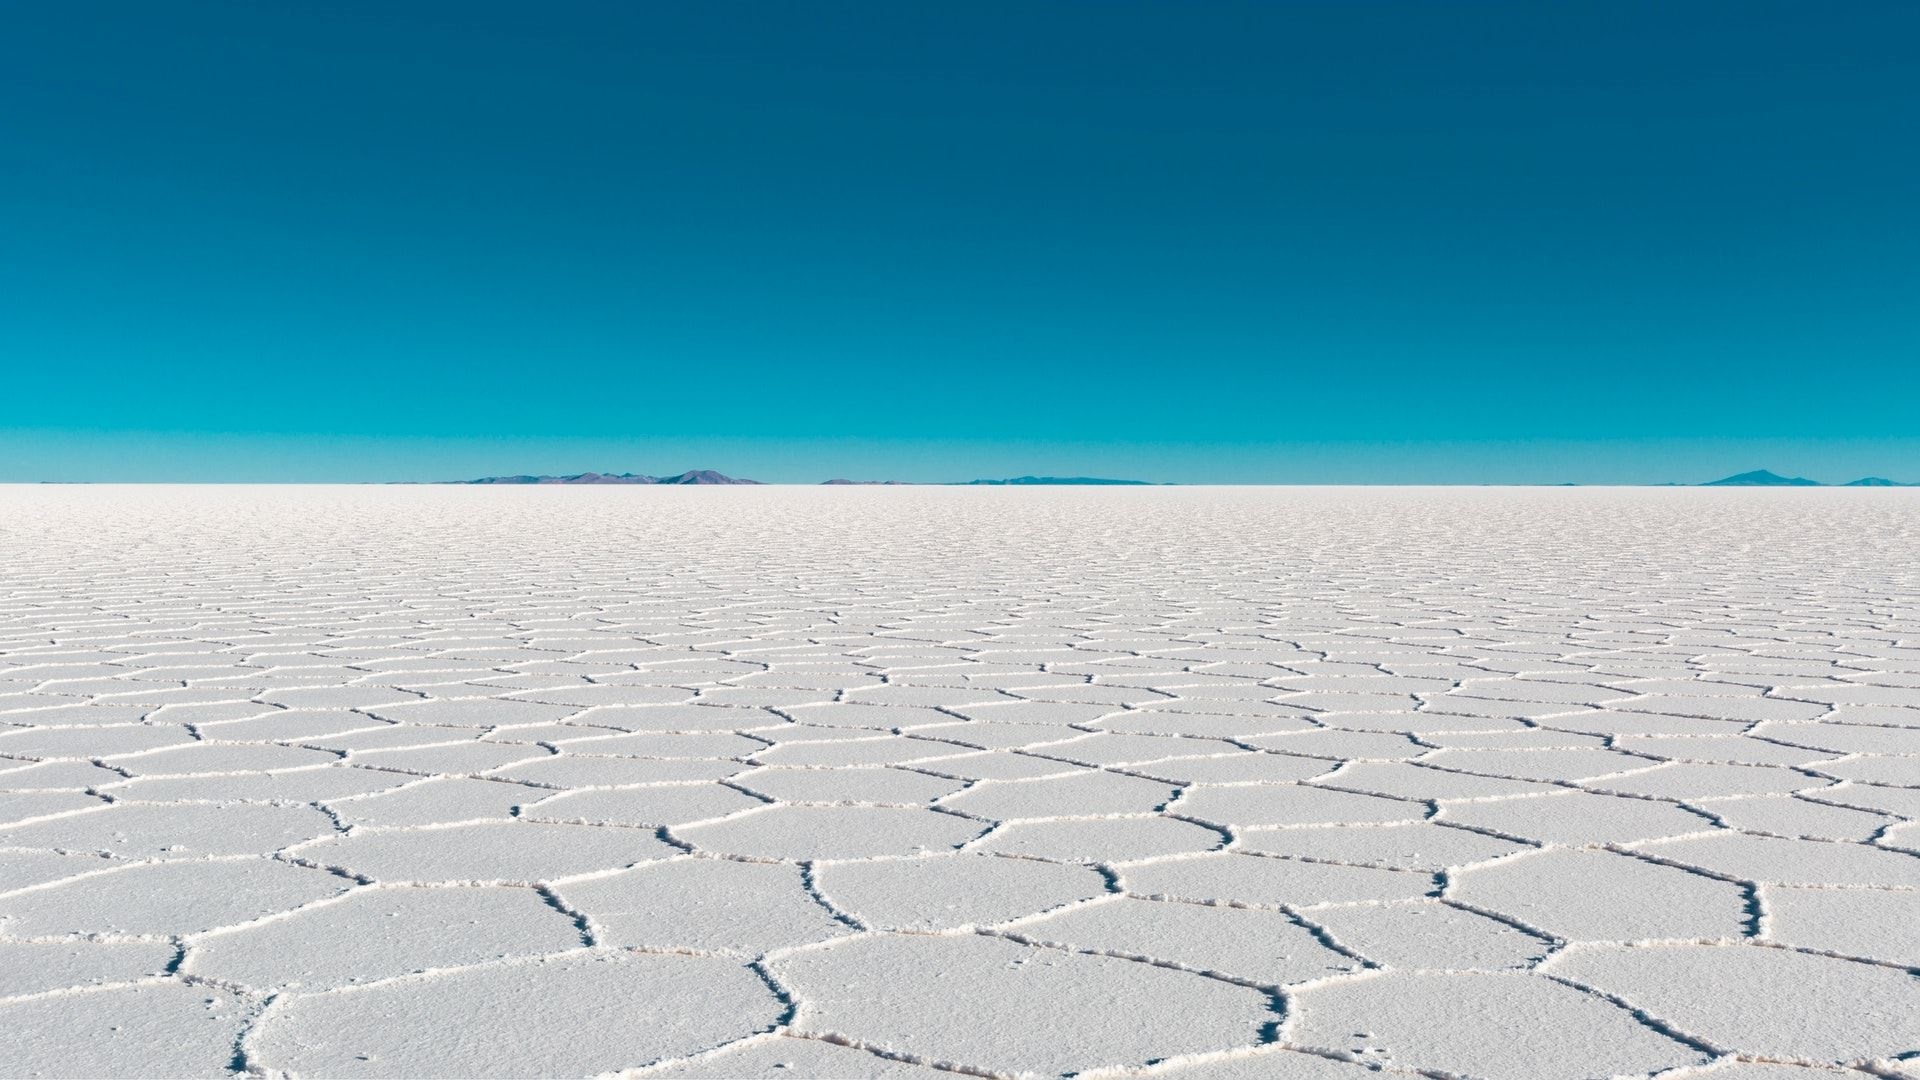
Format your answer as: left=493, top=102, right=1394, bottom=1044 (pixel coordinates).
left=1701, top=470, right=1822, bottom=487
left=455, top=470, right=760, bottom=485
left=1843, top=477, right=1915, bottom=487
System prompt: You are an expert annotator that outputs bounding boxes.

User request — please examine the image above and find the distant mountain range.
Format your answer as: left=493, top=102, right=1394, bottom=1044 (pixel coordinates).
left=1701, top=469, right=1914, bottom=487
left=456, top=470, right=759, bottom=485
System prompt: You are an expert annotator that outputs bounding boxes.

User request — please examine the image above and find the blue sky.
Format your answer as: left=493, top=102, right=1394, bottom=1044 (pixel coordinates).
left=3, top=2, right=1916, bottom=483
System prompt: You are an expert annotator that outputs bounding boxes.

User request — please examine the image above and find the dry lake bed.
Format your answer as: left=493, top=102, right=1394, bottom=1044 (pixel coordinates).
left=1, top=485, right=1916, bottom=1079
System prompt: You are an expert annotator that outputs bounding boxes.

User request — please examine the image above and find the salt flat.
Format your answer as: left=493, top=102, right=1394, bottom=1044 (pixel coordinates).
left=1, top=485, right=1917, bottom=1079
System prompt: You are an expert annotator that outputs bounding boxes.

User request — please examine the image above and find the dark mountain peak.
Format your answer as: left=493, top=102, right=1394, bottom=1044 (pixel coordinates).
left=1702, top=470, right=1822, bottom=487
left=655, top=469, right=760, bottom=485
left=1844, top=477, right=1912, bottom=487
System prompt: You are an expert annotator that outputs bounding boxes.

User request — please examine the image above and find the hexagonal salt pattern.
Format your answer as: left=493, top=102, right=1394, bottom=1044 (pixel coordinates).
left=0, top=484, right=1916, bottom=1078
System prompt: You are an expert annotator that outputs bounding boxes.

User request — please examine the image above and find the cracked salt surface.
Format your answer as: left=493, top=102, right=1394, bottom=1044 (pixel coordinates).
left=0, top=485, right=1917, bottom=1079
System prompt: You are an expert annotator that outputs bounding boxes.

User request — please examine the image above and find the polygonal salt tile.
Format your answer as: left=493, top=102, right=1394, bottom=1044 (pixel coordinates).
left=576, top=704, right=787, bottom=732
left=260, top=686, right=423, bottom=709
left=634, top=1034, right=954, bottom=1077
left=1788, top=684, right=1920, bottom=708
left=0, top=800, right=338, bottom=857
left=0, top=981, right=253, bottom=1078
left=291, top=820, right=675, bottom=883
left=1619, top=696, right=1830, bottom=724
left=914, top=750, right=1089, bottom=781
left=775, top=702, right=953, bottom=729
left=691, top=687, right=834, bottom=709
left=0, top=849, right=121, bottom=893
left=843, top=685, right=1017, bottom=709
left=676, top=804, right=984, bottom=860
left=1417, top=698, right=1582, bottom=722
left=1434, top=789, right=1718, bottom=845
left=0, top=760, right=130, bottom=791
left=0, top=703, right=154, bottom=727
left=1305, top=901, right=1549, bottom=970
left=1634, top=833, right=1920, bottom=887
left=907, top=722, right=1090, bottom=751
left=1242, top=729, right=1425, bottom=759
left=952, top=699, right=1121, bottom=722
left=346, top=741, right=552, bottom=775
left=1450, top=847, right=1750, bottom=942
left=550, top=731, right=769, bottom=759
left=103, top=766, right=410, bottom=804
left=364, top=697, right=582, bottom=728
left=193, top=709, right=388, bottom=742
left=939, top=770, right=1178, bottom=820
left=1141, top=1045, right=1400, bottom=1078
left=105, top=742, right=341, bottom=775
left=0, top=790, right=107, bottom=827
left=557, top=857, right=849, bottom=955
left=481, top=722, right=623, bottom=745
left=1287, top=970, right=1708, bottom=1079
left=1021, top=732, right=1237, bottom=767
left=1613, top=734, right=1834, bottom=767
left=328, top=777, right=542, bottom=827
left=1120, top=852, right=1433, bottom=908
left=1811, top=756, right=1920, bottom=786
left=1124, top=753, right=1336, bottom=785
left=1592, top=762, right=1829, bottom=799
left=1417, top=729, right=1607, bottom=750
left=1818, top=783, right=1920, bottom=818
left=1174, top=784, right=1422, bottom=828
left=521, top=784, right=765, bottom=827
left=489, top=755, right=746, bottom=787
left=1752, top=721, right=1920, bottom=756
left=1012, top=684, right=1172, bottom=707
left=1009, top=896, right=1356, bottom=985
left=1240, top=821, right=1528, bottom=871
left=1549, top=709, right=1748, bottom=737
left=813, top=852, right=1108, bottom=930
left=185, top=884, right=583, bottom=990
left=1878, top=819, right=1920, bottom=852
left=1330, top=711, right=1525, bottom=734
left=1762, top=886, right=1920, bottom=967
left=1277, top=691, right=1424, bottom=714
left=1545, top=944, right=1920, bottom=1066
left=1674, top=1063, right=1876, bottom=1078
left=1695, top=795, right=1894, bottom=842
left=0, top=940, right=178, bottom=997
left=971, top=815, right=1225, bottom=863
left=774, top=933, right=1275, bottom=1076
left=309, top=724, right=485, bottom=753
left=0, top=858, right=351, bottom=936
left=1449, top=680, right=1633, bottom=706
left=0, top=724, right=196, bottom=759
left=146, top=701, right=280, bottom=725
left=1418, top=747, right=1658, bottom=782
left=750, top=737, right=969, bottom=768
left=1092, top=711, right=1314, bottom=739
left=244, top=950, right=781, bottom=1077
left=729, top=766, right=965, bottom=804
left=1320, top=761, right=1562, bottom=801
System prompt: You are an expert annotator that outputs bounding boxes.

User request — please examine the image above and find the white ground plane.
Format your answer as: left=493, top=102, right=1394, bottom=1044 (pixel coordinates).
left=0, top=485, right=1916, bottom=1079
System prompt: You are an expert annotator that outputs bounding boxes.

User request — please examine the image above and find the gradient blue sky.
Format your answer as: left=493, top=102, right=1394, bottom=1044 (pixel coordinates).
left=4, top=2, right=1916, bottom=483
